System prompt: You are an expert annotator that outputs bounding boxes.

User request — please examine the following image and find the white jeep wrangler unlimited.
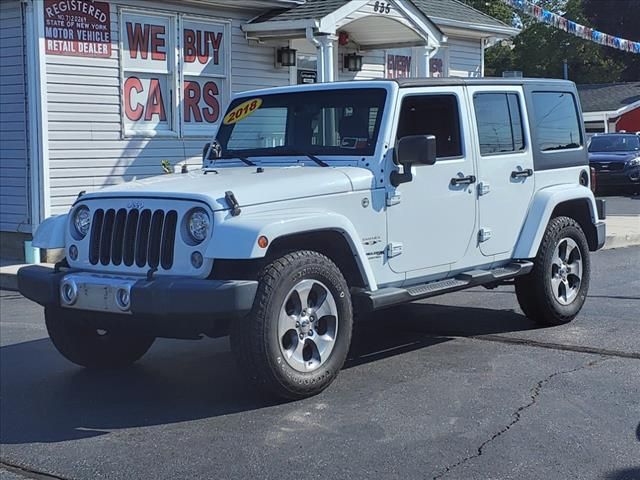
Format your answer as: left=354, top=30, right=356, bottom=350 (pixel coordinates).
left=19, top=78, right=606, bottom=399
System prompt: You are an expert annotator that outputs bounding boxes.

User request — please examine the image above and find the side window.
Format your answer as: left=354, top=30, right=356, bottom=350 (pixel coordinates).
left=532, top=92, right=582, bottom=151
left=397, top=94, right=463, bottom=158
left=474, top=93, right=525, bottom=155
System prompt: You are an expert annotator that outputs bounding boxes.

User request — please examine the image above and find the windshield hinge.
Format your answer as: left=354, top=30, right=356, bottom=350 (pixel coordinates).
left=225, top=191, right=241, bottom=217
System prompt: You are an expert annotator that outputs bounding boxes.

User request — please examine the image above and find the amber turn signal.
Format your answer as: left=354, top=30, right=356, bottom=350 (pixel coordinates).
left=258, top=236, right=269, bottom=248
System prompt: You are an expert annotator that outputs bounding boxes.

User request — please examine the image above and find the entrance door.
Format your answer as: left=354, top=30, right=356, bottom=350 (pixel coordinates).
left=387, top=89, right=477, bottom=274
left=468, top=88, right=535, bottom=256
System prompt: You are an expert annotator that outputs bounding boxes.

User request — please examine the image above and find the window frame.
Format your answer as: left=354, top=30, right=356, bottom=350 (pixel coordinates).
left=119, top=8, right=178, bottom=138
left=394, top=92, right=466, bottom=161
left=473, top=91, right=527, bottom=157
left=179, top=14, right=232, bottom=138
left=119, top=7, right=231, bottom=139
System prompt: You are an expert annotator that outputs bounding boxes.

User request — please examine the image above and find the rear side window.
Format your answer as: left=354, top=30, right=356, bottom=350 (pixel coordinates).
left=397, top=94, right=463, bottom=158
left=532, top=92, right=582, bottom=151
left=474, top=93, right=525, bottom=155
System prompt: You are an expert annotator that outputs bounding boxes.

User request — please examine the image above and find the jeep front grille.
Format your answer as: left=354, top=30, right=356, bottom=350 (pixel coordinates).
left=89, top=208, right=178, bottom=270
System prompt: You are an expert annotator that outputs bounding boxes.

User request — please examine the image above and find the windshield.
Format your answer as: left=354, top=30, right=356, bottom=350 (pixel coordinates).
left=215, top=88, right=387, bottom=159
left=588, top=135, right=640, bottom=152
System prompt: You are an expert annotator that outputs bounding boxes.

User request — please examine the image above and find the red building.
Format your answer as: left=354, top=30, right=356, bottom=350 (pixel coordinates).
left=578, top=82, right=640, bottom=136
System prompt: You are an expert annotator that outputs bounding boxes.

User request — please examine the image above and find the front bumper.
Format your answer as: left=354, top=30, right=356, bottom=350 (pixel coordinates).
left=17, top=266, right=258, bottom=338
left=594, top=167, right=640, bottom=187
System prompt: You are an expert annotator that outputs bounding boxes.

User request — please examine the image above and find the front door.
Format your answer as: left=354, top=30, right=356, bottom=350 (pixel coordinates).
left=468, top=87, right=535, bottom=256
left=387, top=88, right=477, bottom=274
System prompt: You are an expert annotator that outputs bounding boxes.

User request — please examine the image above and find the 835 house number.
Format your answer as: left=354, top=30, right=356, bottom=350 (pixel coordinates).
left=373, top=1, right=391, bottom=14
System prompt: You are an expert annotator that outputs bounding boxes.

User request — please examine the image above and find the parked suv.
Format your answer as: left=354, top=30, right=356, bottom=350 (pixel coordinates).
left=588, top=133, right=640, bottom=194
left=19, top=78, right=606, bottom=399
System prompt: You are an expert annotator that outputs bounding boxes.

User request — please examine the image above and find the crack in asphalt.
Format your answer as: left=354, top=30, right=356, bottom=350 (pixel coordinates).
left=430, top=357, right=607, bottom=480
left=464, top=289, right=640, bottom=301
left=0, top=461, right=72, bottom=480
left=471, top=334, right=640, bottom=360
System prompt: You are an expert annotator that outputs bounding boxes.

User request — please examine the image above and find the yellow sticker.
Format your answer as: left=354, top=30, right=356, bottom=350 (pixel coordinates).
left=223, top=98, right=263, bottom=125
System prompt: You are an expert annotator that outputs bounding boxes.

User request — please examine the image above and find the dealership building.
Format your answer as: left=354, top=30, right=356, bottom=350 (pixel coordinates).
left=0, top=0, right=516, bottom=260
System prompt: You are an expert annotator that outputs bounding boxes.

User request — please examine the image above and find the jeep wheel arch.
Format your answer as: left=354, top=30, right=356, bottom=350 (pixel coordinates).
left=206, top=211, right=378, bottom=290
left=513, top=185, right=601, bottom=259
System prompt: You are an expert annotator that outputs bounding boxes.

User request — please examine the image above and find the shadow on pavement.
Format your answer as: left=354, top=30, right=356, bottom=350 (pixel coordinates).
left=1, top=302, right=535, bottom=445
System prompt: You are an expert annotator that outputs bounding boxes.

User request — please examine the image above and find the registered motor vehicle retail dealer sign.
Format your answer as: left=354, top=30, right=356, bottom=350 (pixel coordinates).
left=44, top=0, right=112, bottom=58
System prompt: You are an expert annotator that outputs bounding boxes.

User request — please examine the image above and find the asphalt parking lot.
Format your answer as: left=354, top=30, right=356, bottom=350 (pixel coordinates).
left=1, top=246, right=639, bottom=480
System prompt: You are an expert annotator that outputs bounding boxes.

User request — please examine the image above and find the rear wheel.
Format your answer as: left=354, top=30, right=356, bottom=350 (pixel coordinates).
left=231, top=251, right=353, bottom=399
left=45, top=307, right=155, bottom=368
left=515, top=216, right=591, bottom=326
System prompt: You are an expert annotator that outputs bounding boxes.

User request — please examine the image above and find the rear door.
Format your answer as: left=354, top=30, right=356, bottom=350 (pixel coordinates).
left=468, top=86, right=535, bottom=256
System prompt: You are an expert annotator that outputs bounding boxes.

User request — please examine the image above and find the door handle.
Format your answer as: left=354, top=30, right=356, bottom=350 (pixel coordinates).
left=450, top=175, right=476, bottom=186
left=511, top=168, right=533, bottom=179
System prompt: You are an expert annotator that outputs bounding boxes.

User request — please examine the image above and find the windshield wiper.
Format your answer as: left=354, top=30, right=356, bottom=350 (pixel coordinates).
left=218, top=155, right=256, bottom=166
left=278, top=149, right=328, bottom=167
left=303, top=153, right=329, bottom=167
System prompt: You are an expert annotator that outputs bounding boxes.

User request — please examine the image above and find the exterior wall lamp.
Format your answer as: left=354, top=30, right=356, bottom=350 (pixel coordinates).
left=276, top=46, right=297, bottom=67
left=344, top=53, right=363, bottom=72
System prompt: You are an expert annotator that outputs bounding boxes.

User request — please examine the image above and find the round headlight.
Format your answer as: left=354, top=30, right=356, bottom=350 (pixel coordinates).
left=73, top=206, right=91, bottom=238
left=187, top=208, right=210, bottom=243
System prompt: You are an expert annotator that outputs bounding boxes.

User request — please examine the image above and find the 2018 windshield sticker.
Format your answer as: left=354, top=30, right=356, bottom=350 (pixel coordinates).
left=223, top=98, right=263, bottom=125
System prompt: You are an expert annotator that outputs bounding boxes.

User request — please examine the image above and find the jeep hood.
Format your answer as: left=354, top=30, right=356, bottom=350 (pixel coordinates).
left=79, top=166, right=375, bottom=210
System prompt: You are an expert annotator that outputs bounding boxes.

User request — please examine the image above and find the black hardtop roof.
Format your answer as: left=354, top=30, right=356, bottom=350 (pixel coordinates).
left=393, top=77, right=576, bottom=88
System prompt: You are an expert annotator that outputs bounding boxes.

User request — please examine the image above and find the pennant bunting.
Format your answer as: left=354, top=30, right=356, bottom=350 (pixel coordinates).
left=501, top=0, right=640, bottom=54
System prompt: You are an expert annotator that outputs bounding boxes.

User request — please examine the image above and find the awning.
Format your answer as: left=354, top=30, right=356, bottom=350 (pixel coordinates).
left=243, top=0, right=446, bottom=50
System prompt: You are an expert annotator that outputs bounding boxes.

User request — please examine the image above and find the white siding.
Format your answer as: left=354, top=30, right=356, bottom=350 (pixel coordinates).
left=447, top=36, right=482, bottom=78
left=338, top=50, right=386, bottom=81
left=0, top=0, right=30, bottom=233
left=46, top=0, right=290, bottom=215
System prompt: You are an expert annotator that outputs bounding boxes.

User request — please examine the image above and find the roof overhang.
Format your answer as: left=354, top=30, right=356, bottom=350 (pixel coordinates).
left=243, top=0, right=445, bottom=50
left=583, top=100, right=640, bottom=121
left=433, top=17, right=520, bottom=39
left=171, top=0, right=305, bottom=10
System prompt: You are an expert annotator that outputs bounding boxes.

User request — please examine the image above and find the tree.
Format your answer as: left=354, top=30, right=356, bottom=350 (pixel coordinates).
left=582, top=0, right=640, bottom=81
left=511, top=0, right=624, bottom=83
left=461, top=0, right=514, bottom=25
left=467, top=0, right=627, bottom=83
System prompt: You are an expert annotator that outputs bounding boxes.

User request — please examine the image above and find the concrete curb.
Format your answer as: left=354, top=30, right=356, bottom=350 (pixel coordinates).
left=604, top=234, right=640, bottom=250
left=0, top=266, right=20, bottom=291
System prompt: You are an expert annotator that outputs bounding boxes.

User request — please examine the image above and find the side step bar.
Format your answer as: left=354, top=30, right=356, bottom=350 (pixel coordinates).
left=355, top=261, right=533, bottom=312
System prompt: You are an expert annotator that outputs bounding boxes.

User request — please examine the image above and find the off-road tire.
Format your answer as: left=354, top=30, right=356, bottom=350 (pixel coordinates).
left=515, top=216, right=591, bottom=326
left=45, top=307, right=155, bottom=368
left=231, top=251, right=353, bottom=399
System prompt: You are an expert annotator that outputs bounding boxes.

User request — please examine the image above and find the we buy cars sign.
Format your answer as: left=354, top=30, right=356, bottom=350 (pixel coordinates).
left=122, top=12, right=227, bottom=135
left=44, top=0, right=112, bottom=58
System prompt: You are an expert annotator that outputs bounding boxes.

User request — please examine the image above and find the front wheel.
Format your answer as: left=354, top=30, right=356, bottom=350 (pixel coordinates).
left=231, top=251, right=353, bottom=399
left=45, top=307, right=155, bottom=368
left=515, top=216, right=591, bottom=326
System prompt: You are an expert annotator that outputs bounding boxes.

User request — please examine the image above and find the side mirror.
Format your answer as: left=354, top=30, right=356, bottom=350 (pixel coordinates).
left=397, top=135, right=437, bottom=166
left=202, top=141, right=222, bottom=162
left=391, top=135, right=437, bottom=186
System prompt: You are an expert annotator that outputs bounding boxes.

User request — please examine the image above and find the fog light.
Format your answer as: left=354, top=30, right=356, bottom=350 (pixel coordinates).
left=69, top=244, right=78, bottom=261
left=60, top=280, right=78, bottom=306
left=115, top=287, right=131, bottom=311
left=191, top=251, right=204, bottom=269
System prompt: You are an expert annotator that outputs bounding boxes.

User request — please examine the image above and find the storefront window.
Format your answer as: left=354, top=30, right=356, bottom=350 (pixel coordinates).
left=120, top=9, right=229, bottom=138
